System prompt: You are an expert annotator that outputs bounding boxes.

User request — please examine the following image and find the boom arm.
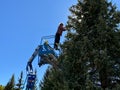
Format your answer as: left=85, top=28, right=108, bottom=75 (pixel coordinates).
left=26, top=42, right=58, bottom=72
left=25, top=36, right=59, bottom=90
left=26, top=45, right=41, bottom=72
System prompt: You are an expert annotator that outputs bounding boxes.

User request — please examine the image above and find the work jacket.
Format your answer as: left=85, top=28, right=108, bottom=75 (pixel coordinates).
left=56, top=25, right=65, bottom=36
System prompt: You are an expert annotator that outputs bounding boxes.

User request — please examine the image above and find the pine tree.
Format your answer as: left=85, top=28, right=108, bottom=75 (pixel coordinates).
left=40, top=0, right=120, bottom=90
left=0, top=85, right=4, bottom=90
left=64, top=0, right=120, bottom=89
left=4, top=74, right=15, bottom=90
left=15, top=71, right=23, bottom=90
left=40, top=66, right=68, bottom=90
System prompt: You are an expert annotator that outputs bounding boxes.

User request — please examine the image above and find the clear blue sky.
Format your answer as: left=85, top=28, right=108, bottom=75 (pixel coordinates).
left=0, top=0, right=119, bottom=87
left=0, top=0, right=77, bottom=86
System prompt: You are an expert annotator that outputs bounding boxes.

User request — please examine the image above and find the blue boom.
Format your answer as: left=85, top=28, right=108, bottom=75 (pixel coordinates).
left=26, top=41, right=58, bottom=72
left=25, top=36, right=59, bottom=90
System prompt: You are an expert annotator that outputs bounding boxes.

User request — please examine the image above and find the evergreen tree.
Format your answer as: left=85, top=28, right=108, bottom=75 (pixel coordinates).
left=0, top=85, right=4, bottom=90
left=40, top=0, right=120, bottom=90
left=15, top=71, right=23, bottom=90
left=64, top=0, right=120, bottom=89
left=40, top=66, right=68, bottom=90
left=4, top=74, right=15, bottom=90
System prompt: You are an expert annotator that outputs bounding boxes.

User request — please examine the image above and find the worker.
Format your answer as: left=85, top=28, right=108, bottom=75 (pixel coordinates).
left=54, top=23, right=66, bottom=50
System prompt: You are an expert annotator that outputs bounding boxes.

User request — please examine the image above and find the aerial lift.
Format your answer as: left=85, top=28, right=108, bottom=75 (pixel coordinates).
left=25, top=35, right=59, bottom=90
